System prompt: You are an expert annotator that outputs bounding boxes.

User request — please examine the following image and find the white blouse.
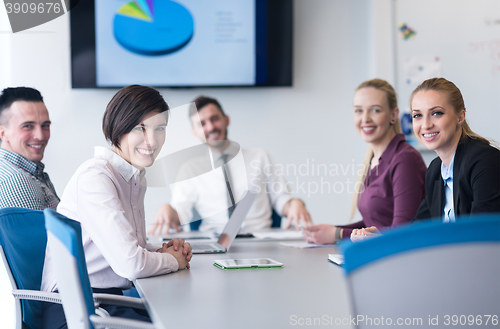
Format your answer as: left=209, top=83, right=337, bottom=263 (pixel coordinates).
left=42, top=147, right=178, bottom=291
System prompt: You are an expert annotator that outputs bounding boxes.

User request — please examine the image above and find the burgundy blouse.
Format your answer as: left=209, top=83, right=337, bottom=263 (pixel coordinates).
left=340, top=134, right=426, bottom=238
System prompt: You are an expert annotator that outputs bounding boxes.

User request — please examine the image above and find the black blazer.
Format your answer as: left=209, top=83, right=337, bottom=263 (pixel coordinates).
left=414, top=136, right=500, bottom=221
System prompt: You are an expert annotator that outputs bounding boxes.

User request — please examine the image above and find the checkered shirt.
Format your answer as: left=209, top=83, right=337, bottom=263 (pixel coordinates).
left=0, top=148, right=59, bottom=210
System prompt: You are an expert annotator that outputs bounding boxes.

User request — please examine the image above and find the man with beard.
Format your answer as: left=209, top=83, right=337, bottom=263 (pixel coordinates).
left=149, top=96, right=312, bottom=234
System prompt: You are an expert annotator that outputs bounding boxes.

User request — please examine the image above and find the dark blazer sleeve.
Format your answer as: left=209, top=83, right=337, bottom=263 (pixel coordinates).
left=413, top=157, right=443, bottom=221
left=414, top=197, right=431, bottom=221
left=415, top=137, right=500, bottom=222
left=456, top=138, right=500, bottom=215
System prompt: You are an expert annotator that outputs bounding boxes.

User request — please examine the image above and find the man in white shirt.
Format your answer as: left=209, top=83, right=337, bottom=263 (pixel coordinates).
left=149, top=96, right=312, bottom=234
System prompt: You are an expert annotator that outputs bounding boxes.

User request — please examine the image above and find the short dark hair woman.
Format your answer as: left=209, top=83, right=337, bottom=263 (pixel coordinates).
left=41, top=85, right=192, bottom=326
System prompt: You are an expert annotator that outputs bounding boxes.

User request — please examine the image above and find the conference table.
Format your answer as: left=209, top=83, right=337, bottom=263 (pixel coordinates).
left=134, top=238, right=354, bottom=329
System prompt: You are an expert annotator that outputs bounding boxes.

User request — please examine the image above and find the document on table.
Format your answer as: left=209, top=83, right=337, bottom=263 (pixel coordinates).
left=280, top=241, right=336, bottom=249
left=328, top=253, right=344, bottom=266
left=252, top=230, right=304, bottom=240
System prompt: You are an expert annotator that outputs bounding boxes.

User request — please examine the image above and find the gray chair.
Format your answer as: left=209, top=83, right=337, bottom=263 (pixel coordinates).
left=342, top=214, right=500, bottom=329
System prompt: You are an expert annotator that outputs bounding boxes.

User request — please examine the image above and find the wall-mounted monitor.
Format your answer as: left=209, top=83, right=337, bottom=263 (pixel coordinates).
left=70, top=0, right=293, bottom=88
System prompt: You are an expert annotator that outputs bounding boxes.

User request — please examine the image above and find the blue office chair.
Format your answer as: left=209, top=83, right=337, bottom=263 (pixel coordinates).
left=341, top=214, right=500, bottom=329
left=271, top=208, right=282, bottom=228
left=0, top=207, right=61, bottom=329
left=189, top=208, right=202, bottom=231
left=44, top=208, right=154, bottom=329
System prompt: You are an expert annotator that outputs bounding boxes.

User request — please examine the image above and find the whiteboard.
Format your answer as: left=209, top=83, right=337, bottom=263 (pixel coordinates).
left=394, top=0, right=500, bottom=147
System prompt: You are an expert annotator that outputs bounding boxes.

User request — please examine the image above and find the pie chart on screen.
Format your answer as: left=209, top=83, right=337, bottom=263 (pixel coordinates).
left=113, top=0, right=194, bottom=56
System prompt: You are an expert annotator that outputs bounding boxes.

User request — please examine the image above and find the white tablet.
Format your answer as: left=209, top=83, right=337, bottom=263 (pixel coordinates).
left=214, top=258, right=283, bottom=270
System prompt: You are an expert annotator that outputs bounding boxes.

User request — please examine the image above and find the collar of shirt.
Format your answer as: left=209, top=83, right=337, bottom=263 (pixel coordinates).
left=372, top=133, right=406, bottom=170
left=0, top=148, right=44, bottom=175
left=441, top=153, right=456, bottom=184
left=94, top=146, right=143, bottom=182
left=211, top=140, right=240, bottom=163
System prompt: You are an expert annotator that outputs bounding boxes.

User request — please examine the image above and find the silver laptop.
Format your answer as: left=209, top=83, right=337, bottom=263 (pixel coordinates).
left=190, top=191, right=256, bottom=254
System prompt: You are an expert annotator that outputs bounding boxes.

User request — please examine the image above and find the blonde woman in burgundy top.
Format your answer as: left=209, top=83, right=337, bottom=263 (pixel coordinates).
left=303, top=79, right=426, bottom=244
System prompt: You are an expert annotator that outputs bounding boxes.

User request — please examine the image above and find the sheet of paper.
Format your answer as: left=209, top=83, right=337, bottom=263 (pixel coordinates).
left=253, top=230, right=304, bottom=240
left=328, top=253, right=345, bottom=266
left=280, top=241, right=336, bottom=249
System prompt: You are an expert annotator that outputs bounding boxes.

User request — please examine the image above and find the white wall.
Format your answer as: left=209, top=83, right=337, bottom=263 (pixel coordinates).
left=0, top=6, right=15, bottom=328
left=0, top=2, right=12, bottom=87
left=0, top=1, right=496, bottom=326
left=2, top=2, right=497, bottom=226
left=0, top=3, right=374, bottom=324
left=1, top=0, right=381, bottom=227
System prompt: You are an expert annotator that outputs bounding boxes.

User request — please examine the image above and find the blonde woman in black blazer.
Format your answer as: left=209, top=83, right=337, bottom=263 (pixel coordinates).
left=410, top=78, right=500, bottom=220
left=414, top=135, right=500, bottom=220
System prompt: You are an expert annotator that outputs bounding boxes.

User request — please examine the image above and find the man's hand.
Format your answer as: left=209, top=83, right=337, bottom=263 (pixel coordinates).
left=283, top=199, right=312, bottom=230
left=148, top=204, right=181, bottom=235
left=157, top=238, right=193, bottom=269
left=302, top=224, right=338, bottom=245
left=350, top=226, right=380, bottom=242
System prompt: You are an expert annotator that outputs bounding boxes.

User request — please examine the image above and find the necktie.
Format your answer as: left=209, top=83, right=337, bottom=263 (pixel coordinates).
left=219, top=154, right=235, bottom=218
